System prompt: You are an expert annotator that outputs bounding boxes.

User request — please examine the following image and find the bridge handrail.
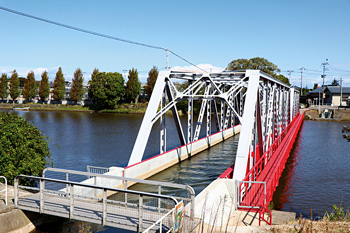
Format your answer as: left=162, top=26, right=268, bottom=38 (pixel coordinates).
left=143, top=207, right=175, bottom=233
left=15, top=175, right=179, bottom=230
left=14, top=175, right=178, bottom=204
left=43, top=167, right=194, bottom=195
left=43, top=167, right=195, bottom=222
left=0, top=176, right=7, bottom=205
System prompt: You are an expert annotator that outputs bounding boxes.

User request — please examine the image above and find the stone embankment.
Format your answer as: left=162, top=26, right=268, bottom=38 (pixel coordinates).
left=303, top=108, right=350, bottom=121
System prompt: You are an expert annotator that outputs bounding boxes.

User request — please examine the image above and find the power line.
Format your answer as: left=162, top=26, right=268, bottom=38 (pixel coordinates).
left=0, top=6, right=207, bottom=73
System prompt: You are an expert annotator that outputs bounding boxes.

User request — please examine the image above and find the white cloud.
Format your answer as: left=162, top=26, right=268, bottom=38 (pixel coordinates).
left=170, top=64, right=224, bottom=73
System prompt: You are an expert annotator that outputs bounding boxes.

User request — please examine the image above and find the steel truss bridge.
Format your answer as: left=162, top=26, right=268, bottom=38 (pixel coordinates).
left=15, top=69, right=303, bottom=231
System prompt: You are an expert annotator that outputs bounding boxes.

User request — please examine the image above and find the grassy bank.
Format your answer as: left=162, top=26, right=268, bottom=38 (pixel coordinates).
left=0, top=102, right=148, bottom=114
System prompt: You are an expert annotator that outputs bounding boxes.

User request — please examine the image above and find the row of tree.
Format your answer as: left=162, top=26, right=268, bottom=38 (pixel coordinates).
left=0, top=66, right=160, bottom=108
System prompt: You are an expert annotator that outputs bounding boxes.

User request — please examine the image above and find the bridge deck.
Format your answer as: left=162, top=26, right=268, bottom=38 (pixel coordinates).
left=17, top=192, right=172, bottom=232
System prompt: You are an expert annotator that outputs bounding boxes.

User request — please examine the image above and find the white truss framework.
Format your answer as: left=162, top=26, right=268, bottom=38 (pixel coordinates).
left=232, top=70, right=299, bottom=181
left=128, top=70, right=247, bottom=166
left=128, top=70, right=299, bottom=178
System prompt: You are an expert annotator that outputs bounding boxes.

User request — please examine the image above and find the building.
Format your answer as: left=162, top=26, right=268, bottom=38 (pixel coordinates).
left=307, top=86, right=350, bottom=106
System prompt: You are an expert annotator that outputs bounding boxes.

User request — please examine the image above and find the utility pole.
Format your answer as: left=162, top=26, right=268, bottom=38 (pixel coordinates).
left=300, top=67, right=305, bottom=95
left=340, top=78, right=343, bottom=106
left=166, top=49, right=169, bottom=71
left=287, top=70, right=293, bottom=84
left=321, top=59, right=329, bottom=105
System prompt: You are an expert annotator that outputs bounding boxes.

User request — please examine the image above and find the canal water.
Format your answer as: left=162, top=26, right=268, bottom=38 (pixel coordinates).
left=4, top=110, right=350, bottom=231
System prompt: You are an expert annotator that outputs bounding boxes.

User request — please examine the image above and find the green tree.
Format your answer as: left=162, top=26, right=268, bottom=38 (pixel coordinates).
left=22, top=71, right=37, bottom=101
left=0, top=112, right=52, bottom=185
left=0, top=73, right=8, bottom=101
left=331, top=78, right=339, bottom=86
left=313, top=83, right=319, bottom=90
left=88, top=69, right=125, bottom=109
left=145, top=66, right=158, bottom=97
left=125, top=68, right=141, bottom=103
left=226, top=57, right=290, bottom=85
left=53, top=67, right=66, bottom=101
left=9, top=70, right=20, bottom=103
left=39, top=71, right=50, bottom=101
left=70, top=68, right=85, bottom=103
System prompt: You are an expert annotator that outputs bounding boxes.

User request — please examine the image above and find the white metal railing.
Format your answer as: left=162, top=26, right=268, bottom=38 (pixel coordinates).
left=143, top=207, right=175, bottom=233
left=43, top=167, right=195, bottom=221
left=0, top=176, right=7, bottom=205
left=15, top=175, right=178, bottom=231
left=86, top=165, right=110, bottom=177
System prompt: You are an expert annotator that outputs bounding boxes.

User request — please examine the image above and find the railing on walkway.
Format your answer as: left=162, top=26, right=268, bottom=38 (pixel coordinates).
left=15, top=175, right=180, bottom=232
left=86, top=165, right=110, bottom=177
left=237, top=112, right=304, bottom=225
left=0, top=176, right=7, bottom=205
left=42, top=167, right=195, bottom=222
left=143, top=207, right=175, bottom=233
left=236, top=180, right=271, bottom=225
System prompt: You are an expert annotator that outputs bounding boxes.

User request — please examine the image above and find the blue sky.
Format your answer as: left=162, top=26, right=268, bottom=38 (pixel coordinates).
left=0, top=0, right=350, bottom=87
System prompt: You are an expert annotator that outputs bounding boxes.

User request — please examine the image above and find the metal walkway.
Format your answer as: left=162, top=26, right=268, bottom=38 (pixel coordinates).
left=15, top=169, right=196, bottom=232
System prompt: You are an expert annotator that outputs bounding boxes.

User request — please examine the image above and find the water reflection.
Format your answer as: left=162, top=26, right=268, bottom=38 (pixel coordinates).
left=273, top=120, right=350, bottom=218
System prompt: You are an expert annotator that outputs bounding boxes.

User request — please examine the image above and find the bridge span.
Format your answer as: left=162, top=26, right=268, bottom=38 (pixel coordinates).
left=15, top=70, right=303, bottom=232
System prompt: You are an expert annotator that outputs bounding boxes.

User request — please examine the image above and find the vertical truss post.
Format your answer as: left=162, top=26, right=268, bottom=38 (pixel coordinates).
left=188, top=80, right=194, bottom=145
left=233, top=70, right=260, bottom=181
left=220, top=85, right=225, bottom=131
left=206, top=86, right=212, bottom=137
left=160, top=88, right=167, bottom=154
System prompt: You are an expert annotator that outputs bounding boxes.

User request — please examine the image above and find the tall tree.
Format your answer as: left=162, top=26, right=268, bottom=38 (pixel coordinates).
left=22, top=71, right=37, bottom=101
left=88, top=69, right=125, bottom=109
left=0, top=73, right=8, bottom=101
left=145, top=66, right=158, bottom=97
left=39, top=71, right=50, bottom=101
left=331, top=78, right=339, bottom=86
left=9, top=70, right=20, bottom=103
left=226, top=57, right=290, bottom=85
left=125, top=68, right=141, bottom=103
left=52, top=67, right=66, bottom=101
left=70, top=68, right=85, bottom=103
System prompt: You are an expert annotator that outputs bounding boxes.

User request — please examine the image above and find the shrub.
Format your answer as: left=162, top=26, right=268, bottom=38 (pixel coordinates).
left=0, top=112, right=52, bottom=185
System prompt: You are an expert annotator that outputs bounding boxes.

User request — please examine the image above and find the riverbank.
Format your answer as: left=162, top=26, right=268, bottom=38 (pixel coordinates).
left=302, top=105, right=350, bottom=122
left=0, top=102, right=148, bottom=114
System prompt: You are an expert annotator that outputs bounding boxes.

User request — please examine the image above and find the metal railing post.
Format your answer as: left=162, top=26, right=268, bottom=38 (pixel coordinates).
left=70, top=184, right=74, bottom=219
left=138, top=194, right=143, bottom=232
left=124, top=180, right=128, bottom=207
left=94, top=176, right=97, bottom=197
left=39, top=179, right=44, bottom=214
left=66, top=172, right=69, bottom=195
left=14, top=177, right=18, bottom=207
left=158, top=185, right=161, bottom=212
left=102, top=188, right=107, bottom=225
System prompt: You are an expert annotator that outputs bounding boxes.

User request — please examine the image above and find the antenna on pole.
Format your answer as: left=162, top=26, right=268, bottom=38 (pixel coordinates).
left=321, top=59, right=329, bottom=105
left=300, top=67, right=305, bottom=95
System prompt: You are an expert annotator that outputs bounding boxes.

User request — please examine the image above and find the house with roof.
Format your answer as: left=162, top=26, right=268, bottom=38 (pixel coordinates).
left=307, top=86, right=350, bottom=106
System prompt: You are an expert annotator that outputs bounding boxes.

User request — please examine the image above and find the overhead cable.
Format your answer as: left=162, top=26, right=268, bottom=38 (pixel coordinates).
left=0, top=6, right=208, bottom=73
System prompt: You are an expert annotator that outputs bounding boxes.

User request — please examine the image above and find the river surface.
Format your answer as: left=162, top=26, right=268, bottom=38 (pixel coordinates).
left=4, top=109, right=350, bottom=230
